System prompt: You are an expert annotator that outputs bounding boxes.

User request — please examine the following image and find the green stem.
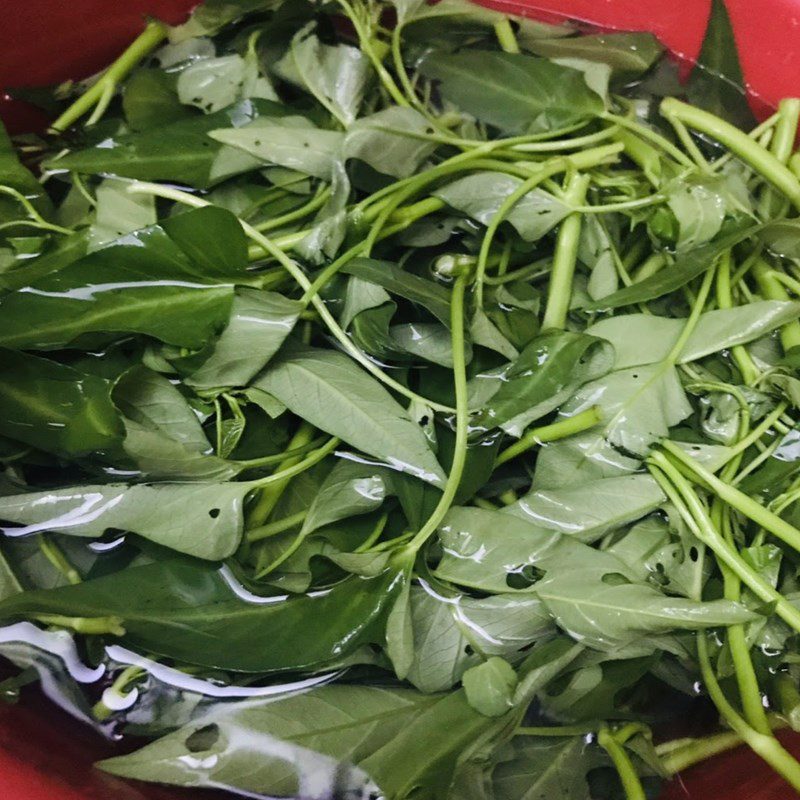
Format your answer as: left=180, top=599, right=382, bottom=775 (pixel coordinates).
left=648, top=455, right=800, bottom=633
left=597, top=726, right=647, bottom=800
left=696, top=634, right=800, bottom=792
left=753, top=260, right=800, bottom=351
left=660, top=97, right=800, bottom=210
left=253, top=185, right=331, bottom=233
left=34, top=614, right=125, bottom=636
left=657, top=718, right=788, bottom=775
left=494, top=18, right=520, bottom=53
left=38, top=535, right=81, bottom=585
left=716, top=252, right=759, bottom=385
left=541, top=172, right=590, bottom=330
left=405, top=271, right=471, bottom=554
left=770, top=98, right=800, bottom=164
left=51, top=20, right=167, bottom=131
left=246, top=510, right=308, bottom=542
left=665, top=266, right=715, bottom=364
left=494, top=406, right=602, bottom=468
left=517, top=724, right=591, bottom=737
left=249, top=437, right=339, bottom=489
left=246, top=422, right=316, bottom=528
left=662, top=440, right=800, bottom=554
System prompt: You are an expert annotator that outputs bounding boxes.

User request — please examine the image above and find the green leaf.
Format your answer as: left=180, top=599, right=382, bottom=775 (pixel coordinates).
left=472, top=331, right=614, bottom=437
left=665, top=177, right=727, bottom=251
left=433, top=172, right=571, bottom=242
left=534, top=568, right=755, bottom=652
left=462, top=657, right=517, bottom=717
left=533, top=363, right=692, bottom=487
left=525, top=31, right=664, bottom=79
left=169, top=0, right=281, bottom=40
left=0, top=119, right=52, bottom=220
left=113, top=365, right=211, bottom=453
left=87, top=177, right=156, bottom=250
left=581, top=215, right=618, bottom=300
left=584, top=223, right=758, bottom=309
left=343, top=258, right=452, bottom=326
left=100, top=683, right=507, bottom=800
left=0, top=560, right=400, bottom=672
left=434, top=506, right=635, bottom=593
left=300, top=458, right=388, bottom=536
left=586, top=301, right=800, bottom=368
left=0, top=207, right=249, bottom=350
left=187, top=289, right=302, bottom=390
left=687, top=0, right=756, bottom=130
left=0, top=350, right=123, bottom=456
left=252, top=345, right=446, bottom=486
left=0, top=482, right=249, bottom=560
left=176, top=53, right=277, bottom=114
left=406, top=585, right=552, bottom=692
left=491, top=735, right=608, bottom=800
left=122, top=68, right=195, bottom=131
left=418, top=51, right=603, bottom=134
left=276, top=25, right=370, bottom=126
left=507, top=474, right=665, bottom=544
left=45, top=99, right=288, bottom=188
left=386, top=570, right=415, bottom=679
left=209, top=116, right=344, bottom=179
left=344, top=106, right=439, bottom=179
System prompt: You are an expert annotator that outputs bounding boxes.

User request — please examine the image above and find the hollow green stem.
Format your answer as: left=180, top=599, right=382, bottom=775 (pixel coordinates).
left=716, top=252, right=760, bottom=385
left=246, top=422, right=316, bottom=528
left=51, top=20, right=167, bottom=131
left=753, top=260, right=800, bottom=352
left=246, top=510, right=308, bottom=543
left=405, top=271, right=470, bottom=554
left=660, top=98, right=800, bottom=210
left=541, top=172, right=590, bottom=330
left=38, top=535, right=81, bottom=585
left=657, top=719, right=787, bottom=775
left=495, top=406, right=602, bottom=468
left=597, top=726, right=647, bottom=800
left=697, top=634, right=800, bottom=792
left=34, top=614, right=125, bottom=636
left=494, top=18, right=520, bottom=53
left=662, top=440, right=800, bottom=554
left=253, top=185, right=331, bottom=233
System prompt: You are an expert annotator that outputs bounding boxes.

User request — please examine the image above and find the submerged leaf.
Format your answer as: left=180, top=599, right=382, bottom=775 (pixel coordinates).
left=253, top=345, right=446, bottom=486
left=419, top=51, right=603, bottom=133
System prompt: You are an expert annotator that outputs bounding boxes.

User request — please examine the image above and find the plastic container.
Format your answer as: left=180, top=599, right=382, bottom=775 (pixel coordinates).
left=2, top=2, right=800, bottom=798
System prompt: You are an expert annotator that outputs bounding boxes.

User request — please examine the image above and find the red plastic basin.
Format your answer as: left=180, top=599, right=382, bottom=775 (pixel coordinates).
left=2, top=1, right=800, bottom=798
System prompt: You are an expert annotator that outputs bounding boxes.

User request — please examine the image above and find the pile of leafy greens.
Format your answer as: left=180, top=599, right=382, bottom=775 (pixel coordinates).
left=4, top=0, right=800, bottom=797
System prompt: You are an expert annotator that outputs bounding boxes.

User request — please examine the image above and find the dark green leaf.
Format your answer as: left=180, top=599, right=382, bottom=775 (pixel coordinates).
left=45, top=99, right=289, bottom=188
left=687, top=0, right=756, bottom=130
left=418, top=51, right=603, bottom=134
left=0, top=350, right=123, bottom=456
left=584, top=223, right=759, bottom=310
left=525, top=32, right=664, bottom=79
left=0, top=560, right=400, bottom=672
left=473, top=331, right=614, bottom=436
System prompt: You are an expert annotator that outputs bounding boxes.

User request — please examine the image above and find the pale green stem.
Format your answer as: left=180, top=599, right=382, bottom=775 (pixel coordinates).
left=494, top=406, right=602, bottom=468
left=660, top=97, right=800, bottom=210
left=541, top=173, right=590, bottom=330
left=51, top=20, right=167, bottom=131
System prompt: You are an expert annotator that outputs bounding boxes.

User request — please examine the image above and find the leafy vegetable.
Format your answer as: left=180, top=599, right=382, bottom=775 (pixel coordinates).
left=5, top=2, right=800, bottom=798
